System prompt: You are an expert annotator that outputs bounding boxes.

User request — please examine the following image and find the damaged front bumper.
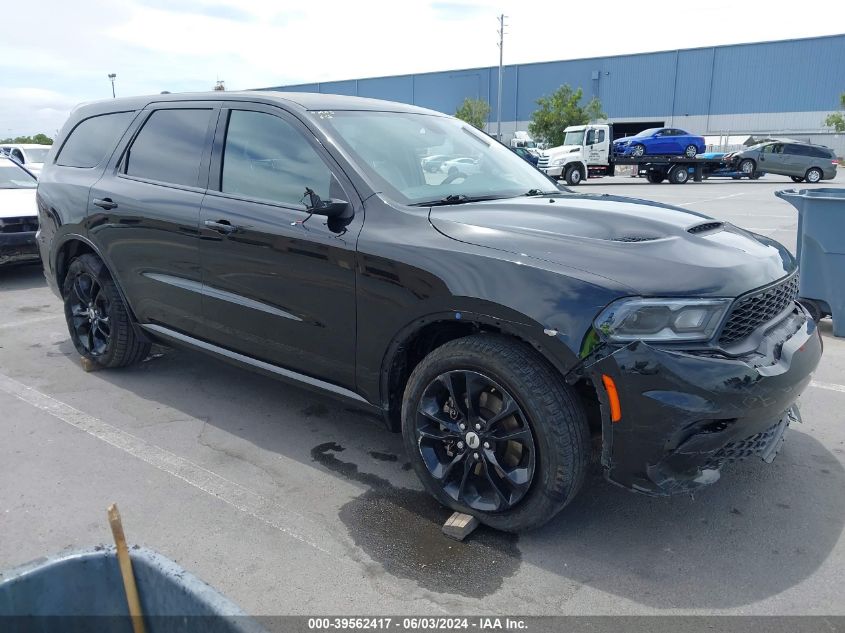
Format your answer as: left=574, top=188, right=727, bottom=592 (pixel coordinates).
left=584, top=307, right=822, bottom=495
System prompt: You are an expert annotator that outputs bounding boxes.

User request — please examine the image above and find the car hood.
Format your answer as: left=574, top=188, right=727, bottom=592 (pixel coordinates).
left=0, top=188, right=38, bottom=219
left=543, top=145, right=582, bottom=159
left=429, top=194, right=795, bottom=297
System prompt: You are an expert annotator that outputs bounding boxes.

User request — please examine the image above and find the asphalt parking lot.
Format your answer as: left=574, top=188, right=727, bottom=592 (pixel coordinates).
left=1, top=172, right=844, bottom=616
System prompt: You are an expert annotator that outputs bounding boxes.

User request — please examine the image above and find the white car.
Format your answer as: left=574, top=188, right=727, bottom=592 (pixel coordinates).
left=440, top=156, right=481, bottom=175
left=0, top=143, right=51, bottom=176
left=0, top=157, right=40, bottom=266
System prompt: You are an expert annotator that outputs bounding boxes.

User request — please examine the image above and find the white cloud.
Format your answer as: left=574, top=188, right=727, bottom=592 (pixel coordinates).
left=2, top=0, right=844, bottom=136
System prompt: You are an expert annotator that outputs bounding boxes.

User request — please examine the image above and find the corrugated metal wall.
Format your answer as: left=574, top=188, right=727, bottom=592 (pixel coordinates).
left=258, top=34, right=845, bottom=134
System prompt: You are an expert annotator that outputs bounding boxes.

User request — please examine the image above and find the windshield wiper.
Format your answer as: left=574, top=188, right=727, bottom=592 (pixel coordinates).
left=524, top=188, right=560, bottom=196
left=412, top=194, right=502, bottom=207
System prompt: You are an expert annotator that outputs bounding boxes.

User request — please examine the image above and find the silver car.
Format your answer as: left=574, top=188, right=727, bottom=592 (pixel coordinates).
left=729, top=141, right=837, bottom=183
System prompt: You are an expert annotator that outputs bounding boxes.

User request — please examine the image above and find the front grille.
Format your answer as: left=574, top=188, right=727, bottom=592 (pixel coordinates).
left=0, top=216, right=38, bottom=233
left=537, top=155, right=550, bottom=169
left=704, top=420, right=782, bottom=469
left=687, top=221, right=724, bottom=234
left=718, top=274, right=799, bottom=346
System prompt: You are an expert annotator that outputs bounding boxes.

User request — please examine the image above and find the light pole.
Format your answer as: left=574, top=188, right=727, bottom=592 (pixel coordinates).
left=108, top=73, right=117, bottom=99
left=496, top=14, right=506, bottom=141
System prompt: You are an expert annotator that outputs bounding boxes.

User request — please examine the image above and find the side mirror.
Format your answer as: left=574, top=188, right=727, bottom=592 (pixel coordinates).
left=304, top=188, right=352, bottom=219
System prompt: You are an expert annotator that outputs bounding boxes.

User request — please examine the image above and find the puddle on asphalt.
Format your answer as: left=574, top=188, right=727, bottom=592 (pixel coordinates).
left=311, top=442, right=520, bottom=598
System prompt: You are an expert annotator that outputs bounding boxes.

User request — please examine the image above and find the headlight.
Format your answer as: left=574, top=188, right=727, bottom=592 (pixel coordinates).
left=594, top=298, right=732, bottom=342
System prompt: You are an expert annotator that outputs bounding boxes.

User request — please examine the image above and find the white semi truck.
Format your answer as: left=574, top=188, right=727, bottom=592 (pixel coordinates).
left=538, top=124, right=726, bottom=186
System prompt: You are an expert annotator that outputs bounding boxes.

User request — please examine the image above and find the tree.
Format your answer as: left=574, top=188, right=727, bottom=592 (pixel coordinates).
left=824, top=92, right=845, bottom=133
left=213, top=80, right=226, bottom=91
left=454, top=98, right=490, bottom=130
left=528, top=84, right=607, bottom=148
left=0, top=133, right=53, bottom=145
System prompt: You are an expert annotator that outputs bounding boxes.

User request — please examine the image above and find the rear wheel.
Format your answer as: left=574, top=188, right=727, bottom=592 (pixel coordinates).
left=805, top=167, right=823, bottom=184
left=669, top=166, right=690, bottom=184
left=62, top=253, right=150, bottom=368
left=646, top=171, right=664, bottom=184
left=791, top=176, right=804, bottom=183
left=564, top=165, right=583, bottom=186
left=684, top=144, right=698, bottom=158
left=401, top=335, right=589, bottom=532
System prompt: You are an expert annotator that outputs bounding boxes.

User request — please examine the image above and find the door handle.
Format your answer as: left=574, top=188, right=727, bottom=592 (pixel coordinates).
left=204, top=219, right=237, bottom=235
left=93, top=198, right=118, bottom=210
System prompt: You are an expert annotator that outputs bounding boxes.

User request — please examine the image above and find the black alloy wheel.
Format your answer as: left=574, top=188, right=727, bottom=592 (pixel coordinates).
left=68, top=271, right=112, bottom=357
left=414, top=370, right=536, bottom=513
left=63, top=253, right=151, bottom=368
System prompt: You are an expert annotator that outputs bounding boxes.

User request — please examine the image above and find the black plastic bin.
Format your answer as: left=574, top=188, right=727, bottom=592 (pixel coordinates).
left=776, top=187, right=845, bottom=337
left=0, top=547, right=266, bottom=633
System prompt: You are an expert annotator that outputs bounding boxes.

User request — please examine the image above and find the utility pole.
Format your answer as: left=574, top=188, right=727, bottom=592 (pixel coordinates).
left=496, top=14, right=506, bottom=140
left=108, top=73, right=117, bottom=99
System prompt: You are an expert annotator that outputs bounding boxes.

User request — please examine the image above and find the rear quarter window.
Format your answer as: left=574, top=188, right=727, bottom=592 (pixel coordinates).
left=56, top=111, right=136, bottom=168
left=124, top=108, right=213, bottom=188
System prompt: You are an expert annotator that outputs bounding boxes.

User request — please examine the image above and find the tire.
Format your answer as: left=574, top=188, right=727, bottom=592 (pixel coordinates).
left=564, top=165, right=583, bottom=186
left=738, top=159, right=756, bottom=176
left=631, top=144, right=645, bottom=157
left=401, top=334, right=590, bottom=532
left=669, top=166, right=690, bottom=184
left=750, top=172, right=763, bottom=180
left=799, top=299, right=824, bottom=323
left=805, top=167, right=823, bottom=184
left=62, top=253, right=150, bottom=368
left=684, top=144, right=698, bottom=158
left=791, top=176, right=804, bottom=183
left=646, top=171, right=664, bottom=184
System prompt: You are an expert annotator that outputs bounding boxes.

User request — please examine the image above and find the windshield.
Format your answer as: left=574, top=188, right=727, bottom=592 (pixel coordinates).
left=632, top=128, right=661, bottom=138
left=23, top=148, right=50, bottom=162
left=314, top=111, right=557, bottom=205
left=562, top=130, right=585, bottom=146
left=0, top=161, right=37, bottom=188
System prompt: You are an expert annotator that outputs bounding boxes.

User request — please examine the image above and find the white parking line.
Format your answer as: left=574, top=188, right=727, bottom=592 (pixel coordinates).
left=0, top=314, right=62, bottom=329
left=677, top=193, right=745, bottom=207
left=811, top=380, right=845, bottom=394
left=0, top=373, right=342, bottom=560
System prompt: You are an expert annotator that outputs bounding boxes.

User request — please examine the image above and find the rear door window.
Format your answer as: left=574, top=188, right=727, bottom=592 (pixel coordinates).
left=56, top=111, right=136, bottom=168
left=784, top=144, right=807, bottom=156
left=220, top=109, right=332, bottom=207
left=125, top=109, right=213, bottom=187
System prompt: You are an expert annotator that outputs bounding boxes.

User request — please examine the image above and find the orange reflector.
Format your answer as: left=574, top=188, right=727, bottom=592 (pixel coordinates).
left=601, top=374, right=622, bottom=423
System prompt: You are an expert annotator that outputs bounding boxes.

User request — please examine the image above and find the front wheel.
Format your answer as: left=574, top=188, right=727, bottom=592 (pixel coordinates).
left=63, top=253, right=150, bottom=368
left=646, top=171, right=664, bottom=184
left=564, top=165, right=583, bottom=186
left=401, top=335, right=589, bottom=532
left=739, top=159, right=755, bottom=176
left=631, top=144, right=645, bottom=157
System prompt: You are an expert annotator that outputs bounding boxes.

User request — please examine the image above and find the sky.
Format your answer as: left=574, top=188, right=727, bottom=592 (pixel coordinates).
left=2, top=0, right=844, bottom=137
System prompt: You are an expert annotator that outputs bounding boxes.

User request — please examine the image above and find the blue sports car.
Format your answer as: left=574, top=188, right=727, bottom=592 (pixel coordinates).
left=613, top=127, right=706, bottom=158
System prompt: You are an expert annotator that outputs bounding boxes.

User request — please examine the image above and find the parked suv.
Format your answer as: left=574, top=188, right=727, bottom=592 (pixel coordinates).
left=38, top=93, right=822, bottom=532
left=727, top=141, right=837, bottom=182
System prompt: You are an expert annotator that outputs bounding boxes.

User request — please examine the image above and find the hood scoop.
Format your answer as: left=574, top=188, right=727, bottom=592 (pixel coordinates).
left=611, top=235, right=660, bottom=243
left=687, top=221, right=724, bottom=234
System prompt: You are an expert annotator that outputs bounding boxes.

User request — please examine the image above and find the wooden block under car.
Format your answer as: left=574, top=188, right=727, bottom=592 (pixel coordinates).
left=441, top=512, right=480, bottom=541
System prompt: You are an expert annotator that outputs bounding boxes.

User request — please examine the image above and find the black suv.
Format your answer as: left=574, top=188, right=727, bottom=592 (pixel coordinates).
left=37, top=93, right=822, bottom=531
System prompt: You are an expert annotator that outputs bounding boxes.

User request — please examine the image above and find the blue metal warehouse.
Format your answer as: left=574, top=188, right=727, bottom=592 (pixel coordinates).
left=260, top=33, right=845, bottom=153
